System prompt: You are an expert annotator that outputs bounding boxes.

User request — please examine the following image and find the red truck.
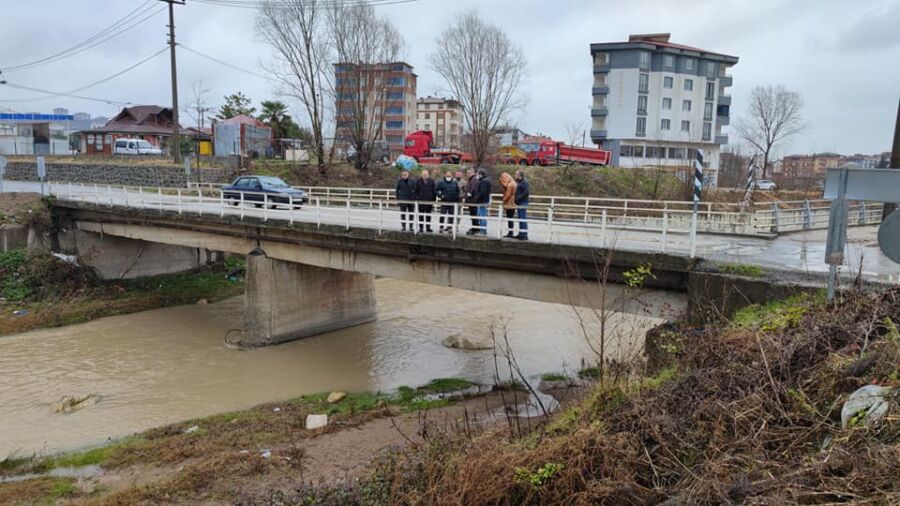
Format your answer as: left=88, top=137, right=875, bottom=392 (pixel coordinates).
left=403, top=130, right=611, bottom=166
left=403, top=131, right=473, bottom=165
left=517, top=139, right=612, bottom=166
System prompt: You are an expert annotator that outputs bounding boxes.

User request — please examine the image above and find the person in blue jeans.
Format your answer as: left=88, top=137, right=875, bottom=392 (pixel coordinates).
left=514, top=170, right=530, bottom=240
left=468, top=168, right=492, bottom=235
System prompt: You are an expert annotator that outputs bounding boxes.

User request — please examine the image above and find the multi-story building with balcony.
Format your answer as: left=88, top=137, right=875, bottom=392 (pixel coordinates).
left=590, top=33, right=738, bottom=186
left=334, top=62, right=417, bottom=155
left=780, top=153, right=843, bottom=177
left=415, top=96, right=463, bottom=149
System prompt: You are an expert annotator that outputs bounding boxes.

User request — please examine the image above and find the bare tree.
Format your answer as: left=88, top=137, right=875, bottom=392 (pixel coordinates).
left=185, top=79, right=211, bottom=129
left=430, top=11, right=526, bottom=167
left=257, top=0, right=330, bottom=175
left=565, top=120, right=587, bottom=147
left=329, top=1, right=405, bottom=171
left=736, top=85, right=805, bottom=179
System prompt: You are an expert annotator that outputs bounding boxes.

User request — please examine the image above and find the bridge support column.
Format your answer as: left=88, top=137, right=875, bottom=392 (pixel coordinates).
left=234, top=248, right=377, bottom=347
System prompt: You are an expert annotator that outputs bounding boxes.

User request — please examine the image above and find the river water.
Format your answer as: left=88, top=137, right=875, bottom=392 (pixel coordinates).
left=0, top=279, right=683, bottom=458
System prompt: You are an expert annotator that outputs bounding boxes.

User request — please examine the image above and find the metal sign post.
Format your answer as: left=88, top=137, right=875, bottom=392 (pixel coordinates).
left=184, top=155, right=191, bottom=181
left=0, top=155, right=6, bottom=193
left=36, top=156, right=46, bottom=195
left=823, top=167, right=900, bottom=300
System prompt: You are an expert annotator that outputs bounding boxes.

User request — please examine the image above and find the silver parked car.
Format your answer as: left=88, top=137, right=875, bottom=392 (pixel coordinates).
left=754, top=179, right=777, bottom=191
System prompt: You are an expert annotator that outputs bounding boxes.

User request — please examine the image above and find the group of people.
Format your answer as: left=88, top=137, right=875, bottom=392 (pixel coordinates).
left=395, top=167, right=530, bottom=240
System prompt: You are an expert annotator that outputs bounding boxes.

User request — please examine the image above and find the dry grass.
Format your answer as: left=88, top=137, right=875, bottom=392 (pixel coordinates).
left=349, top=289, right=900, bottom=505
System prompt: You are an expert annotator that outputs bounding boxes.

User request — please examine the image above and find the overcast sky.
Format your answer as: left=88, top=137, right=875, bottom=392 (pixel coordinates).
left=1, top=0, right=898, bottom=156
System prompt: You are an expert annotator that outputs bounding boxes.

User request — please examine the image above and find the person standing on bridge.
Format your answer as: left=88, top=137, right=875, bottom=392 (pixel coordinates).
left=415, top=170, right=436, bottom=233
left=464, top=168, right=479, bottom=234
left=395, top=169, right=416, bottom=232
left=455, top=170, right=466, bottom=227
left=471, top=168, right=492, bottom=235
left=436, top=170, right=461, bottom=233
left=514, top=170, right=530, bottom=240
left=499, top=172, right=518, bottom=238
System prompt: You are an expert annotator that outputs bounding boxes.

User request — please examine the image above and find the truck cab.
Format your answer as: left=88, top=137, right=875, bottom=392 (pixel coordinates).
left=403, top=131, right=434, bottom=160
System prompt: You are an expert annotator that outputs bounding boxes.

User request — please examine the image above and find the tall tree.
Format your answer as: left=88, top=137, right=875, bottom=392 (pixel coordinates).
left=216, top=92, right=256, bottom=120
left=329, top=0, right=405, bottom=171
left=431, top=11, right=526, bottom=167
left=257, top=0, right=330, bottom=175
left=736, top=85, right=805, bottom=178
left=258, top=100, right=302, bottom=139
left=186, top=79, right=211, bottom=129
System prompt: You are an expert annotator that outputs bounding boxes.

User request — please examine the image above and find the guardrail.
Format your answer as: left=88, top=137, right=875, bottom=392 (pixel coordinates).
left=186, top=182, right=882, bottom=237
left=46, top=182, right=697, bottom=256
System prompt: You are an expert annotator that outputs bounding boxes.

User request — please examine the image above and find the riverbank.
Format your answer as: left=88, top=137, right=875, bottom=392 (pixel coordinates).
left=0, top=253, right=244, bottom=335
left=0, top=378, right=588, bottom=505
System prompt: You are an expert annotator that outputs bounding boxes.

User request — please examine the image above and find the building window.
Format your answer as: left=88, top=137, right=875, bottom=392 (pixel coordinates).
left=424, top=112, right=430, bottom=119
left=636, top=117, right=647, bottom=137
left=704, top=102, right=713, bottom=120
left=682, top=100, right=692, bottom=112
left=646, top=146, right=665, bottom=159
left=663, top=76, right=673, bottom=89
left=684, top=58, right=694, bottom=71
left=661, top=119, right=671, bottom=130
left=662, top=97, right=672, bottom=110
left=706, top=62, right=717, bottom=78
left=621, top=145, right=633, bottom=157
left=684, top=79, right=693, bottom=92
left=703, top=122, right=712, bottom=140
left=706, top=81, right=715, bottom=101
left=424, top=124, right=431, bottom=131
left=639, top=51, right=650, bottom=70
left=638, top=73, right=649, bottom=93
left=594, top=52, right=609, bottom=65
left=637, top=95, right=648, bottom=115
left=681, top=120, right=690, bottom=132
left=385, top=120, right=404, bottom=129
left=386, top=77, right=405, bottom=86
left=392, top=64, right=406, bottom=71
left=664, top=55, right=674, bottom=68
left=387, top=92, right=403, bottom=100
left=385, top=106, right=404, bottom=115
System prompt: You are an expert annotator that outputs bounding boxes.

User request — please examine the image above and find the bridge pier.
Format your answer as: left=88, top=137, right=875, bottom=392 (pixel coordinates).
left=67, top=230, right=214, bottom=280
left=233, top=248, right=377, bottom=347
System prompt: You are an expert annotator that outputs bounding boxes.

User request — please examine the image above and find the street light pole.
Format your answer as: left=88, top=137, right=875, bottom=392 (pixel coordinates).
left=160, top=0, right=185, bottom=164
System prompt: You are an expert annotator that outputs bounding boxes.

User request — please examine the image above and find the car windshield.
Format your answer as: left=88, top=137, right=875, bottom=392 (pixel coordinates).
left=137, top=140, right=153, bottom=149
left=258, top=176, right=290, bottom=188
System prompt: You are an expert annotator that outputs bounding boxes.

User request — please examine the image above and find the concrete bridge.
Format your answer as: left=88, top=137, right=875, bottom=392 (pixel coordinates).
left=14, top=181, right=898, bottom=347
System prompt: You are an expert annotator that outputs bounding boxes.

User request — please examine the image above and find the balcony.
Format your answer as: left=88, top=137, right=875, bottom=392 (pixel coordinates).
left=719, top=75, right=733, bottom=87
left=593, top=64, right=610, bottom=73
left=715, top=135, right=729, bottom=145
left=592, top=86, right=609, bottom=95
left=591, top=107, right=608, bottom=117
left=590, top=129, right=608, bottom=140
left=717, top=114, right=730, bottom=126
left=718, top=95, right=731, bottom=106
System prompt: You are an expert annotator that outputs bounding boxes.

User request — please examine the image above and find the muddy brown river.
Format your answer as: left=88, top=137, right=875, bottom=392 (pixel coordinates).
left=0, top=279, right=684, bottom=458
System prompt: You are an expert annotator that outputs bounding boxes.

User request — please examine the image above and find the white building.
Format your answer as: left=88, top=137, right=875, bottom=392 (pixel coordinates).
left=590, top=33, right=738, bottom=186
left=415, top=96, right=463, bottom=149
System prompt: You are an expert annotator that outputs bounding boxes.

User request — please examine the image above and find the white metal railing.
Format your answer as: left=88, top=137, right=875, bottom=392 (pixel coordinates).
left=46, top=182, right=696, bottom=256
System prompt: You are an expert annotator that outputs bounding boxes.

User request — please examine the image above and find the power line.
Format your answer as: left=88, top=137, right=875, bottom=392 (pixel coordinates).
left=178, top=44, right=269, bottom=79
left=0, top=47, right=169, bottom=104
left=0, top=83, right=134, bottom=106
left=0, top=1, right=164, bottom=73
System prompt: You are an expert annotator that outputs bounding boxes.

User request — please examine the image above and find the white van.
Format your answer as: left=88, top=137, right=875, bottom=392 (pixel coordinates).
left=113, top=138, right=163, bottom=155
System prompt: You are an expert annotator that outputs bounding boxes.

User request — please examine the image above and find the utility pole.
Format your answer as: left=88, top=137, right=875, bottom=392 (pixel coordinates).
left=161, top=0, right=185, bottom=164
left=883, top=98, right=900, bottom=219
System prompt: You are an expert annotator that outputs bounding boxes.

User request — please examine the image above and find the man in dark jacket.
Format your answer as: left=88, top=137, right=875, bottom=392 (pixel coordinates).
left=395, top=170, right=416, bottom=232
left=436, top=170, right=461, bottom=233
left=514, top=169, right=530, bottom=240
left=414, top=169, right=436, bottom=233
left=463, top=168, right=478, bottom=234
left=469, top=168, right=492, bottom=235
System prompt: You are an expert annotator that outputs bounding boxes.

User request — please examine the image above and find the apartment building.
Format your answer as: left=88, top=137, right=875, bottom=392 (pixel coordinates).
left=415, top=96, right=463, bottom=149
left=780, top=153, right=842, bottom=177
left=590, top=33, right=738, bottom=186
left=334, top=62, right=417, bottom=155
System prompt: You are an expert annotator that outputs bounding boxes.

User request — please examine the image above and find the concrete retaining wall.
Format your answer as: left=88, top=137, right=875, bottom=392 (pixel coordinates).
left=4, top=162, right=237, bottom=188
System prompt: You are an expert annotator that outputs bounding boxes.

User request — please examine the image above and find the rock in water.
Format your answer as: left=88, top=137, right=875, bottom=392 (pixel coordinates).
left=53, top=394, right=102, bottom=414
left=326, top=392, right=347, bottom=404
left=442, top=334, right=493, bottom=351
left=306, top=414, right=328, bottom=430
left=196, top=299, right=209, bottom=305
